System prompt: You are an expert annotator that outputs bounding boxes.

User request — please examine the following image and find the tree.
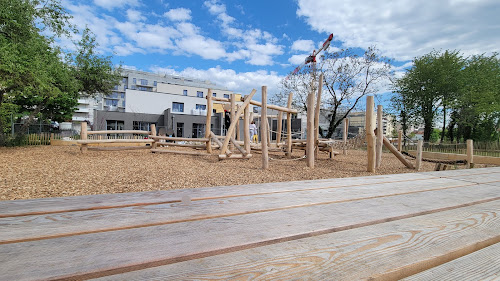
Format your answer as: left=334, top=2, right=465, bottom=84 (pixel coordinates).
left=392, top=50, right=464, bottom=142
left=278, top=47, right=393, bottom=138
left=0, top=0, right=120, bottom=145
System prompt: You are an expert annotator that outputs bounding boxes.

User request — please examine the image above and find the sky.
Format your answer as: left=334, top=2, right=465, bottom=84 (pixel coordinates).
left=62, top=0, right=500, bottom=100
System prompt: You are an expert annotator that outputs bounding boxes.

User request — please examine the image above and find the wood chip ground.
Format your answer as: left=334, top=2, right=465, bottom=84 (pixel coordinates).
left=0, top=146, right=490, bottom=200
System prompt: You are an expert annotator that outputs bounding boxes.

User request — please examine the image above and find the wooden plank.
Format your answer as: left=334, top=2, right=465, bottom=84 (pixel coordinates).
left=402, top=242, right=500, bottom=281
left=1, top=188, right=499, bottom=280
left=77, top=139, right=154, bottom=144
left=156, top=142, right=206, bottom=148
left=0, top=177, right=481, bottom=244
left=150, top=149, right=213, bottom=156
left=409, top=151, right=500, bottom=166
left=87, top=130, right=150, bottom=135
left=93, top=200, right=500, bottom=281
left=149, top=136, right=209, bottom=142
left=218, top=154, right=253, bottom=160
left=2, top=170, right=492, bottom=218
left=244, top=99, right=298, bottom=114
left=230, top=137, right=247, bottom=155
left=88, top=146, right=151, bottom=151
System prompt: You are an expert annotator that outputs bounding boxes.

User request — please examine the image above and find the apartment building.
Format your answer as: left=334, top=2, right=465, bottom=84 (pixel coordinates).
left=72, top=69, right=250, bottom=138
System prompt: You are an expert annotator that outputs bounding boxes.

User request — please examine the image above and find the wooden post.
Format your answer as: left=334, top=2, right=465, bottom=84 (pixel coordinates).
left=244, top=100, right=250, bottom=155
left=205, top=89, right=213, bottom=153
left=366, top=96, right=375, bottom=172
left=261, top=86, right=269, bottom=170
left=343, top=118, right=349, bottom=155
left=80, top=122, right=88, bottom=153
left=230, top=94, right=236, bottom=150
left=416, top=139, right=423, bottom=171
left=266, top=118, right=271, bottom=147
left=382, top=136, right=414, bottom=169
left=466, top=139, right=474, bottom=169
left=286, top=92, right=293, bottom=158
left=314, top=73, right=323, bottom=158
left=398, top=130, right=403, bottom=152
left=376, top=105, right=383, bottom=168
left=151, top=124, right=157, bottom=150
left=306, top=92, right=315, bottom=168
left=276, top=111, right=283, bottom=146
left=236, top=105, right=241, bottom=141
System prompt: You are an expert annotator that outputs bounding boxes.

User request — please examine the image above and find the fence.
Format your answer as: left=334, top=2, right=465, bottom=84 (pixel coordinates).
left=404, top=141, right=500, bottom=157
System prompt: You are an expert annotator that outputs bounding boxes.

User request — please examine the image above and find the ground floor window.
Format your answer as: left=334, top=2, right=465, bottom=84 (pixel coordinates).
left=133, top=121, right=155, bottom=132
left=176, top=123, right=184, bottom=137
left=196, top=104, right=206, bottom=110
left=192, top=123, right=205, bottom=138
left=106, top=120, right=124, bottom=138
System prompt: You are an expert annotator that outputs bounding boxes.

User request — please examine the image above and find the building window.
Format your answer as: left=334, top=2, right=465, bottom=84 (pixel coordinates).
left=192, top=123, right=205, bottom=138
left=122, top=100, right=126, bottom=107
left=224, top=94, right=230, bottom=99
left=111, top=92, right=119, bottom=98
left=153, top=81, right=157, bottom=86
left=212, top=93, right=217, bottom=97
left=105, top=99, right=118, bottom=106
left=197, top=91, right=203, bottom=98
left=172, top=102, right=184, bottom=112
left=176, top=123, right=184, bottom=137
left=183, top=89, right=187, bottom=96
left=131, top=85, right=136, bottom=90
left=122, top=78, right=127, bottom=84
left=140, top=79, right=148, bottom=85
left=121, top=93, right=125, bottom=99
left=132, top=78, right=136, bottom=84
left=113, top=85, right=119, bottom=90
left=106, top=120, right=124, bottom=130
left=133, top=121, right=154, bottom=131
left=196, top=104, right=206, bottom=110
left=137, top=86, right=151, bottom=91
left=124, top=85, right=128, bottom=90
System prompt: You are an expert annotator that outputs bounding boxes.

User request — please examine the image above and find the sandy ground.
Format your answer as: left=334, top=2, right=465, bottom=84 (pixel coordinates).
left=0, top=145, right=483, bottom=200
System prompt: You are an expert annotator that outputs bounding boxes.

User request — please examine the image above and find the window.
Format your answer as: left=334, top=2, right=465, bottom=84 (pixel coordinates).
left=137, top=86, right=151, bottom=91
left=212, top=93, right=217, bottom=97
left=140, top=79, right=148, bottom=85
left=224, top=94, right=230, bottom=99
left=131, top=85, right=136, bottom=90
left=196, top=104, right=206, bottom=110
left=124, top=85, right=128, bottom=91
left=113, top=85, right=119, bottom=90
left=122, top=78, right=127, bottom=84
left=122, top=100, right=126, bottom=107
left=172, top=102, right=184, bottom=112
left=197, top=91, right=203, bottom=98
left=105, top=99, right=118, bottom=106
left=176, top=123, right=184, bottom=137
left=111, top=92, right=119, bottom=98
left=132, top=78, right=136, bottom=84
left=106, top=120, right=124, bottom=130
left=121, top=93, right=125, bottom=99
left=183, top=89, right=187, bottom=96
left=133, top=121, right=154, bottom=131
left=192, top=123, right=205, bottom=138
left=153, top=81, right=157, bottom=86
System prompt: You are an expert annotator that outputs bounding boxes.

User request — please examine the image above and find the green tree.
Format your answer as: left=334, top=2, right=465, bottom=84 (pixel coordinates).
left=0, top=0, right=120, bottom=145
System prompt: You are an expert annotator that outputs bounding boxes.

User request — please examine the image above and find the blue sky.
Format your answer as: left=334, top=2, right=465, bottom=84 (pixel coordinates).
left=62, top=0, right=500, bottom=99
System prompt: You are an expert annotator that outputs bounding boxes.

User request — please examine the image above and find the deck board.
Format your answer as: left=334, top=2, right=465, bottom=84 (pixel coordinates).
left=0, top=167, right=499, bottom=280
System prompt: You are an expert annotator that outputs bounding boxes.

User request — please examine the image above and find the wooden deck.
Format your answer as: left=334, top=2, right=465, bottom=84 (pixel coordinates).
left=1, top=167, right=499, bottom=280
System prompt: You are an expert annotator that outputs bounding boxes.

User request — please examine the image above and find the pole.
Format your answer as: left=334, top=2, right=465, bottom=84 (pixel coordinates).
left=261, top=86, right=269, bottom=170
left=244, top=100, right=250, bottom=155
left=376, top=105, right=383, bottom=168
left=286, top=92, right=293, bottom=158
left=366, top=96, right=375, bottom=172
left=416, top=139, right=423, bottom=171
left=205, top=89, right=213, bottom=153
left=306, top=92, right=315, bottom=168
left=398, top=130, right=402, bottom=152
left=343, top=118, right=349, bottom=155
left=314, top=73, right=323, bottom=158
left=466, top=139, right=474, bottom=169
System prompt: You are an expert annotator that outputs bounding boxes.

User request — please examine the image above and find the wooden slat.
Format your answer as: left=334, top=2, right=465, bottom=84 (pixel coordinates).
left=402, top=242, right=500, bottom=281
left=93, top=201, right=500, bottom=281
left=150, top=149, right=212, bottom=156
left=87, top=130, right=150, bottom=135
left=4, top=169, right=496, bottom=218
left=1, top=191, right=499, bottom=281
left=77, top=139, right=154, bottom=144
left=149, top=136, right=209, bottom=142
left=88, top=146, right=151, bottom=151
left=0, top=177, right=479, bottom=244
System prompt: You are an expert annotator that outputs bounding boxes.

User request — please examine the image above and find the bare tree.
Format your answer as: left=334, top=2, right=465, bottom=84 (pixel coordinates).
left=278, top=46, right=393, bottom=138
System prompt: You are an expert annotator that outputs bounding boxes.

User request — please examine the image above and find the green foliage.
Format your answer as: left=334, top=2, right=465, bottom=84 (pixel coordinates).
left=430, top=129, right=441, bottom=143
left=0, top=0, right=120, bottom=146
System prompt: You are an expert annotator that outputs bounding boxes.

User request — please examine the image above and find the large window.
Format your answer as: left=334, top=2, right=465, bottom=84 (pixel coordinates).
left=131, top=85, right=136, bottom=90
left=106, top=99, right=118, bottom=106
left=133, top=121, right=154, bottom=131
left=224, top=94, right=230, bottom=99
left=172, top=102, right=184, bottom=112
left=192, top=123, right=205, bottom=138
left=197, top=91, right=203, bottom=98
left=106, top=120, right=124, bottom=130
left=137, top=86, right=152, bottom=91
left=176, top=123, right=184, bottom=137
left=183, top=89, right=187, bottom=96
left=111, top=92, right=119, bottom=98
left=140, top=79, right=148, bottom=85
left=196, top=104, right=206, bottom=110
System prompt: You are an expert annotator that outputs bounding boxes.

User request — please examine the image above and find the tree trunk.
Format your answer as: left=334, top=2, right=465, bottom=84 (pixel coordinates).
left=440, top=105, right=446, bottom=142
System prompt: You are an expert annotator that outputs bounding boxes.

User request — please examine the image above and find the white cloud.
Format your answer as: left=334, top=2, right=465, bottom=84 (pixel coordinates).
left=93, top=0, right=139, bottom=10
left=126, top=9, right=145, bottom=22
left=288, top=54, right=309, bottom=65
left=164, top=8, right=192, bottom=22
left=149, top=65, right=284, bottom=99
left=113, top=43, right=145, bottom=56
left=296, top=0, right=500, bottom=60
left=175, top=35, right=227, bottom=60
left=291, top=40, right=314, bottom=52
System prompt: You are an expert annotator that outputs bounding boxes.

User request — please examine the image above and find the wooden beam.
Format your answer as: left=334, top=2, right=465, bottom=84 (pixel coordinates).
left=416, top=139, right=423, bottom=171
left=314, top=73, right=323, bottom=158
left=376, top=105, right=383, bottom=169
left=149, top=136, right=209, bottom=142
left=398, top=130, right=403, bottom=152
left=261, top=86, right=269, bottom=169
left=230, top=137, right=247, bottom=156
left=151, top=124, right=157, bottom=150
left=151, top=149, right=213, bottom=156
left=208, top=96, right=230, bottom=103
left=230, top=94, right=236, bottom=151
left=220, top=89, right=257, bottom=155
left=210, top=131, right=231, bottom=156
left=77, top=139, right=154, bottom=144
left=286, top=92, right=293, bottom=158
left=242, top=98, right=298, bottom=114
left=366, top=96, right=375, bottom=172
left=382, top=135, right=415, bottom=169
left=343, top=118, right=348, bottom=155
left=467, top=139, right=474, bottom=169
left=80, top=122, right=87, bottom=153
left=205, top=89, right=213, bottom=154
left=306, top=92, right=315, bottom=168
left=276, top=111, right=283, bottom=146
left=156, top=143, right=206, bottom=148
left=88, top=146, right=151, bottom=151
left=218, top=154, right=253, bottom=160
